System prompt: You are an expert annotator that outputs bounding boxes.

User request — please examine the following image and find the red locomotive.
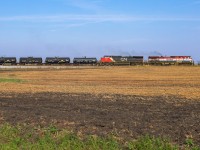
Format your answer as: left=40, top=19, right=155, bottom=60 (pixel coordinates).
left=100, top=56, right=144, bottom=65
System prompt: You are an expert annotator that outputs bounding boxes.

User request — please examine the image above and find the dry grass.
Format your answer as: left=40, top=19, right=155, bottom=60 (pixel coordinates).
left=0, top=66, right=200, bottom=99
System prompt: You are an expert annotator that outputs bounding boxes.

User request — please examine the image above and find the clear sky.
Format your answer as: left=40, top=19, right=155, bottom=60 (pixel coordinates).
left=0, top=0, right=200, bottom=60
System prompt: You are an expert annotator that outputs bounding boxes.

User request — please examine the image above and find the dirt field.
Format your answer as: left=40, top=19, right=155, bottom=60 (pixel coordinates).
left=0, top=66, right=200, bottom=145
left=0, top=66, right=200, bottom=99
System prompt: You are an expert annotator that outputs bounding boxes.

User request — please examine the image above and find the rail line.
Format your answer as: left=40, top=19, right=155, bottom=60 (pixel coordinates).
left=0, top=65, right=107, bottom=69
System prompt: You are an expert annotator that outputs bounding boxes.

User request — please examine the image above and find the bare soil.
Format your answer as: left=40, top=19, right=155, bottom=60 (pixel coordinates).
left=0, top=92, right=200, bottom=145
left=0, top=67, right=200, bottom=146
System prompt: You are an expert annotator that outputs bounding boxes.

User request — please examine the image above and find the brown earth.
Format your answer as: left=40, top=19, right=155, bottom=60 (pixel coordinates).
left=0, top=66, right=200, bottom=145
left=0, top=66, right=200, bottom=99
left=0, top=92, right=200, bottom=146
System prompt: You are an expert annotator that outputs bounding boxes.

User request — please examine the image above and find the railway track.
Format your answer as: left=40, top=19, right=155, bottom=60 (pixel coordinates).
left=0, top=65, right=101, bottom=69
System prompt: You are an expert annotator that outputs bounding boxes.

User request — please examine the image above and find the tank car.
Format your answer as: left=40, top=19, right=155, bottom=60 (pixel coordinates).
left=0, top=57, right=4, bottom=65
left=100, top=56, right=144, bottom=65
left=73, top=57, right=97, bottom=65
left=45, top=57, right=70, bottom=65
left=0, top=57, right=17, bottom=65
left=148, top=56, right=194, bottom=65
left=19, top=57, right=43, bottom=65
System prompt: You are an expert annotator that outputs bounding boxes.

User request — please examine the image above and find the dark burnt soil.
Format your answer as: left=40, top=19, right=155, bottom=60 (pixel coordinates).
left=0, top=93, right=200, bottom=145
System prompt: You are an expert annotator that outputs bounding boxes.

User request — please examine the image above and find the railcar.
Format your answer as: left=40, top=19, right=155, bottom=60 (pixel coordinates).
left=45, top=57, right=70, bottom=65
left=0, top=57, right=4, bottom=65
left=73, top=57, right=97, bottom=65
left=100, top=56, right=144, bottom=65
left=0, top=57, right=17, bottom=65
left=148, top=56, right=194, bottom=65
left=19, top=57, right=43, bottom=65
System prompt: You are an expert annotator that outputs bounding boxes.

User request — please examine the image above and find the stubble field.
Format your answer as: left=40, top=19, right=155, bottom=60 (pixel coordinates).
left=0, top=66, right=200, bottom=146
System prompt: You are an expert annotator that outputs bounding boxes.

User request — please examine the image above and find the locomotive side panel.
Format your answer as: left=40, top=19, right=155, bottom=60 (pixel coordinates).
left=148, top=56, right=194, bottom=65
left=100, top=56, right=143, bottom=65
left=170, top=56, right=194, bottom=65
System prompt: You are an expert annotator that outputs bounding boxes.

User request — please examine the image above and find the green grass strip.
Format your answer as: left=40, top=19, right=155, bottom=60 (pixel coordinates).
left=0, top=78, right=22, bottom=83
left=0, top=124, right=199, bottom=150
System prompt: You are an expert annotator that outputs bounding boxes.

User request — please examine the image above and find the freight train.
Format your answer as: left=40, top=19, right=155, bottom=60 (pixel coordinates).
left=0, top=56, right=195, bottom=66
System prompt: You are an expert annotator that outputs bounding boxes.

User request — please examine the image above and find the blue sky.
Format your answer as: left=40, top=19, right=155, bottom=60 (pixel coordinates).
left=0, top=0, right=200, bottom=60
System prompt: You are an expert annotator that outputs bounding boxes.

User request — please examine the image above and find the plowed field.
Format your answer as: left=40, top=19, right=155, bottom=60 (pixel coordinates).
left=0, top=66, right=200, bottom=145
